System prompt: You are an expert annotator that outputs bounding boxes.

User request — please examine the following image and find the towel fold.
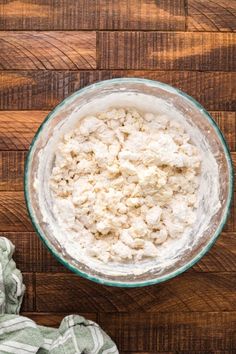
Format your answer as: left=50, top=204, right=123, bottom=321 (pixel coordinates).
left=0, top=237, right=118, bottom=354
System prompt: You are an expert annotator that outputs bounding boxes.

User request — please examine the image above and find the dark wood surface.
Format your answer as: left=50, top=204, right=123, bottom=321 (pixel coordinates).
left=0, top=1, right=235, bottom=352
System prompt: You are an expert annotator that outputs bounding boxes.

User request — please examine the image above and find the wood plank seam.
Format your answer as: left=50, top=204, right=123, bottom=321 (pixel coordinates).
left=0, top=71, right=235, bottom=111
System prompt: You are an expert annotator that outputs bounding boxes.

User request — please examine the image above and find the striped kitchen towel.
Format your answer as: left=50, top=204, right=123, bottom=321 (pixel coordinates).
left=0, top=237, right=119, bottom=354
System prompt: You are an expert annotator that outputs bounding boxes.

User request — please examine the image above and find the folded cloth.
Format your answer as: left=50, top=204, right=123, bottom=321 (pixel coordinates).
left=0, top=237, right=118, bottom=354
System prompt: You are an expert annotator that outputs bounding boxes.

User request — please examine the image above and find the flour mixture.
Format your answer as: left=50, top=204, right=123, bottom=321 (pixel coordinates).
left=49, top=108, right=201, bottom=264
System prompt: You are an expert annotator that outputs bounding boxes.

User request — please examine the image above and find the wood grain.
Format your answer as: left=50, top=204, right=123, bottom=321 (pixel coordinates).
left=0, top=192, right=33, bottom=231
left=0, top=0, right=186, bottom=31
left=0, top=31, right=96, bottom=70
left=211, top=111, right=236, bottom=151
left=99, top=312, right=236, bottom=352
left=2, top=230, right=236, bottom=274
left=192, top=232, right=236, bottom=272
left=0, top=71, right=235, bottom=111
left=36, top=273, right=236, bottom=313
left=0, top=111, right=47, bottom=150
left=98, top=32, right=236, bottom=71
left=21, top=273, right=34, bottom=312
left=21, top=312, right=97, bottom=327
left=188, top=0, right=236, bottom=32
left=0, top=151, right=26, bottom=190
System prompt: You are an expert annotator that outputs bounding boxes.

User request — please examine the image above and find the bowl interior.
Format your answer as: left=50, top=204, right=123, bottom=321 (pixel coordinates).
left=25, top=79, right=233, bottom=286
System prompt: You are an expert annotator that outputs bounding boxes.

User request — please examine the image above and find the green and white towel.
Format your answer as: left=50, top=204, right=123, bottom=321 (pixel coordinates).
left=0, top=237, right=119, bottom=353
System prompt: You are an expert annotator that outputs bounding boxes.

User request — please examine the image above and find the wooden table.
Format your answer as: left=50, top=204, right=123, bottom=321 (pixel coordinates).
left=0, top=1, right=235, bottom=352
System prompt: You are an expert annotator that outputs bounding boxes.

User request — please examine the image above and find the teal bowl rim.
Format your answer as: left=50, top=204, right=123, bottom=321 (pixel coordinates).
left=24, top=78, right=234, bottom=287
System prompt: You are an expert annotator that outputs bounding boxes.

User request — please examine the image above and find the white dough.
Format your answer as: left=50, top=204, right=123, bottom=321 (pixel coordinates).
left=49, top=108, right=201, bottom=264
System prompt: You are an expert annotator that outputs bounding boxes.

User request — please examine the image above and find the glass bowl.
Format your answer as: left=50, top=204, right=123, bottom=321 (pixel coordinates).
left=24, top=78, right=234, bottom=287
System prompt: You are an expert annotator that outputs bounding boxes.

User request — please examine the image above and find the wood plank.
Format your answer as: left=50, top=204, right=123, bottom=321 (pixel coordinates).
left=0, top=151, right=26, bottom=190
left=21, top=312, right=97, bottom=327
left=0, top=71, right=235, bottom=111
left=0, top=111, right=47, bottom=150
left=0, top=31, right=96, bottom=70
left=0, top=0, right=186, bottom=31
left=188, top=0, right=236, bottom=32
left=211, top=111, right=236, bottom=151
left=99, top=312, right=236, bottom=352
left=0, top=192, right=33, bottom=231
left=36, top=273, right=236, bottom=313
left=2, top=231, right=236, bottom=273
left=0, top=111, right=235, bottom=152
left=21, top=273, right=34, bottom=312
left=98, top=32, right=236, bottom=71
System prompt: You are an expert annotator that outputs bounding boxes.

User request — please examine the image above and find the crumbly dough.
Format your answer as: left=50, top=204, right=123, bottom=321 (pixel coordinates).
left=49, top=108, right=201, bottom=263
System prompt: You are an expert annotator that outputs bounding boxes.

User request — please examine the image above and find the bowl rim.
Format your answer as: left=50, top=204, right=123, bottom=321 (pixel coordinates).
left=24, top=78, right=234, bottom=287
